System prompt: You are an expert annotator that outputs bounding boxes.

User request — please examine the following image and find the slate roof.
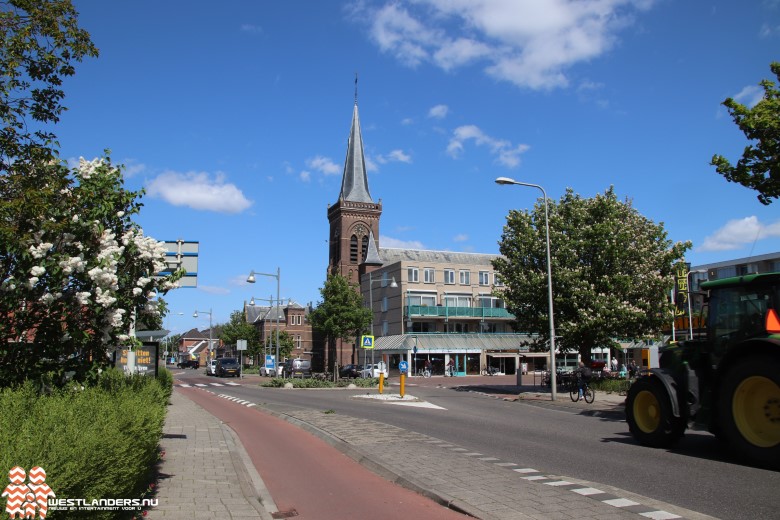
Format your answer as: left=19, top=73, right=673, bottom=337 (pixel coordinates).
left=338, top=103, right=373, bottom=204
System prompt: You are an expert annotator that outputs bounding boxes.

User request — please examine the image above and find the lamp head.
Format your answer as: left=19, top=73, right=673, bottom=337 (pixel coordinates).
left=192, top=311, right=198, bottom=318
left=246, top=271, right=256, bottom=283
left=249, top=297, right=255, bottom=306
left=390, top=277, right=398, bottom=288
left=495, top=177, right=516, bottom=185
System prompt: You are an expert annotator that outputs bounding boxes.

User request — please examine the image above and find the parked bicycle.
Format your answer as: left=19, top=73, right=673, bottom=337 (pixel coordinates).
left=417, top=368, right=431, bottom=378
left=481, top=365, right=499, bottom=376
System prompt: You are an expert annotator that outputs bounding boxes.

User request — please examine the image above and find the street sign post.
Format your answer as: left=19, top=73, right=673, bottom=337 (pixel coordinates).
left=399, top=360, right=408, bottom=373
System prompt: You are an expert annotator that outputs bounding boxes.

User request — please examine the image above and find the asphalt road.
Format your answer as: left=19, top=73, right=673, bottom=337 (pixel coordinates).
left=175, top=370, right=780, bottom=520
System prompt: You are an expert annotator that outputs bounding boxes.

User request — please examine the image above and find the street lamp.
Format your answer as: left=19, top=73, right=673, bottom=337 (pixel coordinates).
left=496, top=176, right=558, bottom=401
left=192, top=308, right=214, bottom=364
left=365, top=272, right=398, bottom=370
left=247, top=268, right=281, bottom=372
left=687, top=269, right=707, bottom=339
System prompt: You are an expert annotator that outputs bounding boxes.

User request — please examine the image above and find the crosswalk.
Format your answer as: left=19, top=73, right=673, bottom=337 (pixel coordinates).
left=176, top=382, right=241, bottom=388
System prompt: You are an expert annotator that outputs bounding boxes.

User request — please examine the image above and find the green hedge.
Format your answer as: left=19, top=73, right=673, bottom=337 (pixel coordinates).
left=261, top=377, right=380, bottom=388
left=590, top=377, right=631, bottom=394
left=0, top=369, right=170, bottom=519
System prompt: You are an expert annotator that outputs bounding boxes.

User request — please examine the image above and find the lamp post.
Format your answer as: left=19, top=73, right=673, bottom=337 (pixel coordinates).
left=687, top=269, right=707, bottom=339
left=192, top=308, right=213, bottom=364
left=247, top=268, right=281, bottom=373
left=365, top=272, right=398, bottom=371
left=496, top=176, right=558, bottom=401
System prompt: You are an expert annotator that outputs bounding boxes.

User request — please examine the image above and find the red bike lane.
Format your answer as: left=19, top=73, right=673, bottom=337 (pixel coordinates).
left=178, top=386, right=470, bottom=520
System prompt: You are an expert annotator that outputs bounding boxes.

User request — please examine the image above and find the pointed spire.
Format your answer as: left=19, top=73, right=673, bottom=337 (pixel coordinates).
left=338, top=89, right=373, bottom=204
left=362, top=231, right=382, bottom=266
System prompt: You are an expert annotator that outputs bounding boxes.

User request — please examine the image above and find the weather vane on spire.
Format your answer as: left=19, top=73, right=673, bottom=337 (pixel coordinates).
left=354, top=72, right=358, bottom=105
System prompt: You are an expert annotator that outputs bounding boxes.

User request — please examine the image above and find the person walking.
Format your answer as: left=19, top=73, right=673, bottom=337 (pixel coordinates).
left=447, top=358, right=455, bottom=377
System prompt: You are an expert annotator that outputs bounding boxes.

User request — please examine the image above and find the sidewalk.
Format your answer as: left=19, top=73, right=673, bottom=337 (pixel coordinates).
left=149, top=391, right=274, bottom=519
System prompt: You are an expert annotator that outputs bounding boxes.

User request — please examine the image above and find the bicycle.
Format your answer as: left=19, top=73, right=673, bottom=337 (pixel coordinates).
left=569, top=378, right=595, bottom=403
left=481, top=366, right=499, bottom=376
left=417, top=368, right=431, bottom=378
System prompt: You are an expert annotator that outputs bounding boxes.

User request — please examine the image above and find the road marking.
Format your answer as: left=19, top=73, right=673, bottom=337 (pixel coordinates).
left=521, top=475, right=548, bottom=481
left=211, top=383, right=225, bottom=386
left=179, top=384, right=191, bottom=388
left=639, top=512, right=682, bottom=520
left=513, top=468, right=539, bottom=473
left=572, top=487, right=605, bottom=496
left=603, top=498, right=639, bottom=507
left=544, top=480, right=574, bottom=486
left=194, top=384, right=207, bottom=387
left=387, top=401, right=446, bottom=409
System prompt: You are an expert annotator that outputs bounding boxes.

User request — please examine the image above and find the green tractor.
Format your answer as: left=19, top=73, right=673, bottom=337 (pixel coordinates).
left=625, top=272, right=780, bottom=469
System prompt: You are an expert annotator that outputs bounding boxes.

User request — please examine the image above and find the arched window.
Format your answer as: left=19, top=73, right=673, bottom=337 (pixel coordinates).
left=350, top=235, right=358, bottom=263
left=361, top=235, right=369, bottom=261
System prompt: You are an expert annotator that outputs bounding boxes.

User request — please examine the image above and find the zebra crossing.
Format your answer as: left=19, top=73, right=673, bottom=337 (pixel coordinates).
left=176, top=381, right=241, bottom=388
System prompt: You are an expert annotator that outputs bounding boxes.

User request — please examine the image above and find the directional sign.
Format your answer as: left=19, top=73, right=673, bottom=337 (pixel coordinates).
left=399, top=360, right=409, bottom=373
left=361, top=335, right=375, bottom=349
left=156, top=239, right=199, bottom=287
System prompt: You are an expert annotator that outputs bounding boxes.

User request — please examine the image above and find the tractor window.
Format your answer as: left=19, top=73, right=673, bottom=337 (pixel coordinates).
left=709, top=285, right=776, bottom=345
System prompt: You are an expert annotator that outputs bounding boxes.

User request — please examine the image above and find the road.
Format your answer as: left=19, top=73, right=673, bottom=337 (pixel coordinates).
left=173, top=369, right=780, bottom=520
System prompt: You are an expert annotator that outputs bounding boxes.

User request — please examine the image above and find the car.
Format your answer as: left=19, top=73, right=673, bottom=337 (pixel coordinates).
left=177, top=359, right=200, bottom=369
left=281, top=358, right=312, bottom=378
left=359, top=362, right=389, bottom=378
left=206, top=359, right=217, bottom=376
left=215, top=357, right=240, bottom=377
left=339, top=364, right=361, bottom=379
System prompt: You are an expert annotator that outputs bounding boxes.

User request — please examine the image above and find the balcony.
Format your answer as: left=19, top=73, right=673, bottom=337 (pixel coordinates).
left=407, top=305, right=515, bottom=319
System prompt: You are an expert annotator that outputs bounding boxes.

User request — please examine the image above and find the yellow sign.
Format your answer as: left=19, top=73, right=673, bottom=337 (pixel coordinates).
left=361, top=335, right=375, bottom=349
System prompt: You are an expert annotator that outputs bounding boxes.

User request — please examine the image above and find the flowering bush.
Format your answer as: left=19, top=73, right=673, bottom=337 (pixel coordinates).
left=0, top=156, right=182, bottom=387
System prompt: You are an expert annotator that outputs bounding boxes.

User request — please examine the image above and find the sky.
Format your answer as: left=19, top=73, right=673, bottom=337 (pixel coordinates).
left=53, top=0, right=780, bottom=336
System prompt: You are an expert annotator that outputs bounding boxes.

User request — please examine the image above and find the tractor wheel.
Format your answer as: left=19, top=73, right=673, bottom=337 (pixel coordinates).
left=717, top=355, right=780, bottom=470
left=626, top=377, right=685, bottom=448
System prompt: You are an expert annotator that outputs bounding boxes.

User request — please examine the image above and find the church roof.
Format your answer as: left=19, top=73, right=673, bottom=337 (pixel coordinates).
left=363, top=230, right=383, bottom=265
left=377, top=248, right=500, bottom=267
left=338, top=103, right=373, bottom=204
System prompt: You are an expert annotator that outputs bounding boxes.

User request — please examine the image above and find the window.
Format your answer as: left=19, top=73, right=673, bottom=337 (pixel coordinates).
left=444, top=295, right=471, bottom=307
left=350, top=235, right=358, bottom=263
left=479, top=271, right=490, bottom=286
left=459, top=270, right=471, bottom=285
left=408, top=267, right=419, bottom=283
left=494, top=273, right=505, bottom=287
left=295, top=335, right=302, bottom=350
left=444, top=269, right=455, bottom=284
left=478, top=296, right=505, bottom=308
left=362, top=235, right=369, bottom=262
left=408, top=293, right=437, bottom=306
left=424, top=268, right=435, bottom=283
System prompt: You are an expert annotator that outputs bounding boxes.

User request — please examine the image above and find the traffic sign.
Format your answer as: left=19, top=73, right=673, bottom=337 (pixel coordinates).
left=237, top=340, right=247, bottom=351
left=265, top=355, right=275, bottom=369
left=399, top=360, right=408, bottom=373
left=361, top=335, right=375, bottom=349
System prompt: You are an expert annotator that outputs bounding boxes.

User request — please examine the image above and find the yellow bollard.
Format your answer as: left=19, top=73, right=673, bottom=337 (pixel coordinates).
left=379, top=373, right=384, bottom=394
left=400, top=373, right=405, bottom=398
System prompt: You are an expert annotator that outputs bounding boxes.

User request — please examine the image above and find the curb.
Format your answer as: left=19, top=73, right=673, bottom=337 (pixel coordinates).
left=220, top=422, right=277, bottom=520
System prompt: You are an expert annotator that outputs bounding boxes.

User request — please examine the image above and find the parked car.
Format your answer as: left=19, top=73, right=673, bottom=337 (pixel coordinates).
left=359, top=362, right=388, bottom=378
left=339, top=364, right=361, bottom=379
left=206, top=359, right=217, bottom=376
left=216, top=357, right=240, bottom=377
left=281, top=358, right=312, bottom=378
left=177, top=359, right=199, bottom=369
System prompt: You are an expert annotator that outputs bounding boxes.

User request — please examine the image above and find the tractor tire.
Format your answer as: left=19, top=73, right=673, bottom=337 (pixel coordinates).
left=626, top=377, right=685, bottom=448
left=717, top=355, right=780, bottom=470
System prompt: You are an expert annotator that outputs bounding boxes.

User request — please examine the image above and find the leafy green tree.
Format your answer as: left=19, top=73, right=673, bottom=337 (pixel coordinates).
left=711, top=62, right=780, bottom=205
left=308, top=274, right=372, bottom=371
left=220, top=310, right=260, bottom=360
left=264, top=330, right=294, bottom=361
left=493, top=187, right=690, bottom=365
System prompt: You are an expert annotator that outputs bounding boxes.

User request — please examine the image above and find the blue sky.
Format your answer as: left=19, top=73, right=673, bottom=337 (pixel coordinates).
left=56, top=0, right=780, bottom=336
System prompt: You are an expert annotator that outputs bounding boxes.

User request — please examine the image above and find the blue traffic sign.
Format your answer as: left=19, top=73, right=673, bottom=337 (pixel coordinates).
left=265, top=355, right=275, bottom=369
left=399, top=360, right=409, bottom=373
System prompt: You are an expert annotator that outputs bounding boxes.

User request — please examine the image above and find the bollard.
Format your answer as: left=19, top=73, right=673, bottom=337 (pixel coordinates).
left=379, top=373, right=384, bottom=394
left=400, top=373, right=405, bottom=398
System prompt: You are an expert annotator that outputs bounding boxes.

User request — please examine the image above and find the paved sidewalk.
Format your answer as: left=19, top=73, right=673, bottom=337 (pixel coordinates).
left=148, top=392, right=274, bottom=520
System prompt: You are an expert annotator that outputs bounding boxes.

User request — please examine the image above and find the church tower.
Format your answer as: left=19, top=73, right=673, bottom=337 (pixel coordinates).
left=327, top=95, right=382, bottom=285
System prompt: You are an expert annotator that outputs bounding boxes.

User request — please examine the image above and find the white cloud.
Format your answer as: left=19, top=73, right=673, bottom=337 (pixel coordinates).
left=453, top=234, right=469, bottom=242
left=428, top=104, right=450, bottom=119
left=146, top=170, right=253, bottom=214
left=299, top=171, right=311, bottom=182
left=699, top=216, right=780, bottom=251
left=353, top=0, right=650, bottom=90
left=380, top=235, right=426, bottom=249
left=306, top=155, right=341, bottom=175
left=376, top=149, right=413, bottom=164
left=733, top=85, right=764, bottom=108
left=447, top=124, right=530, bottom=168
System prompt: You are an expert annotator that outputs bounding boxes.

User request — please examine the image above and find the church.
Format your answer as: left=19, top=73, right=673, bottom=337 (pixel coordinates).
left=323, top=95, right=549, bottom=377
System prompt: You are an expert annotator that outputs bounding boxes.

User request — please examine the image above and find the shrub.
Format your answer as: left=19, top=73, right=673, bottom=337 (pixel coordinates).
left=0, top=371, right=169, bottom=520
left=591, top=378, right=631, bottom=394
left=260, top=377, right=380, bottom=389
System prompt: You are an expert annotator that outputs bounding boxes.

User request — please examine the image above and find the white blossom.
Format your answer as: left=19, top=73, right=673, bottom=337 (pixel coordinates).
left=76, top=292, right=91, bottom=305
left=29, top=243, right=53, bottom=259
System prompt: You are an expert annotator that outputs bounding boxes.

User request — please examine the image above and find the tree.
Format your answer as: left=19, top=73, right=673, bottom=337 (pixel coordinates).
left=0, top=156, right=182, bottom=386
left=220, top=310, right=260, bottom=360
left=493, top=187, right=690, bottom=365
left=1, top=0, right=98, bottom=171
left=711, top=62, right=780, bottom=205
left=308, top=274, right=372, bottom=372
left=264, top=330, right=294, bottom=361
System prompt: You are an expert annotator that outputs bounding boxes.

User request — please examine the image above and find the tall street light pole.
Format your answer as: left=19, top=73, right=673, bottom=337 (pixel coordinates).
left=496, top=177, right=558, bottom=401
left=687, top=269, right=707, bottom=339
left=248, top=268, right=280, bottom=373
left=366, top=272, right=398, bottom=371
left=192, top=308, right=213, bottom=364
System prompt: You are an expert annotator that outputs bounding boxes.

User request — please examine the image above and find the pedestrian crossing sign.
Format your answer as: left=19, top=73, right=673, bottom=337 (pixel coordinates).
left=361, top=335, right=375, bottom=349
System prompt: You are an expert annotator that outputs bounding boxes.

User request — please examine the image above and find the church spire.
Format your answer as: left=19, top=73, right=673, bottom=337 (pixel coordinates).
left=338, top=87, right=373, bottom=204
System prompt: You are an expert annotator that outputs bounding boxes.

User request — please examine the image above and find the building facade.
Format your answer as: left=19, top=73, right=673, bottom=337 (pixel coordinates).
left=244, top=300, right=314, bottom=365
